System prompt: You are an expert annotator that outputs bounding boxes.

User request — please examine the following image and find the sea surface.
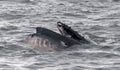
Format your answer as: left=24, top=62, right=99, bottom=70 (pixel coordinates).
left=0, top=0, right=120, bottom=70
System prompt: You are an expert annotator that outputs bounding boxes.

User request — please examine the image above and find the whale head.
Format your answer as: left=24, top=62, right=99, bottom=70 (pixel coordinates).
left=57, top=21, right=91, bottom=44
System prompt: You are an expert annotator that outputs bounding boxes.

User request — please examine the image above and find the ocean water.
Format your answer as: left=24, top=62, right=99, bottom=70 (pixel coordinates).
left=0, top=0, right=120, bottom=70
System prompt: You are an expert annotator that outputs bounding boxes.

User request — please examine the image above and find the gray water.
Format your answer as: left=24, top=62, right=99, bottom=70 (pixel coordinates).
left=0, top=0, right=120, bottom=70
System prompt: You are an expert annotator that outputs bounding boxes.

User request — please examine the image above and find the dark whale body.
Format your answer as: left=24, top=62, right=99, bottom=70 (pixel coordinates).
left=27, top=27, right=80, bottom=51
left=27, top=22, right=91, bottom=51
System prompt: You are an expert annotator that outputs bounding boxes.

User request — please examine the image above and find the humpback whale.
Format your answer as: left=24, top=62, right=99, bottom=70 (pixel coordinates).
left=27, top=22, right=91, bottom=51
left=27, top=27, right=80, bottom=51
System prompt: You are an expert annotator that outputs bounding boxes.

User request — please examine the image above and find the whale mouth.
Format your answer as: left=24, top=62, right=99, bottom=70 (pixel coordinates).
left=57, top=21, right=64, bottom=35
left=57, top=21, right=70, bottom=37
left=57, top=21, right=62, bottom=27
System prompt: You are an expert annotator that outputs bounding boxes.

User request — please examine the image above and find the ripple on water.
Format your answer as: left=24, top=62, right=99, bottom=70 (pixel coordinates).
left=63, top=13, right=87, bottom=18
left=89, top=25, right=106, bottom=30
left=85, top=33, right=107, bottom=44
left=112, top=0, right=120, bottom=2
left=114, top=47, right=120, bottom=52
left=0, top=64, right=13, bottom=70
left=0, top=0, right=32, bottom=3
left=0, top=25, right=18, bottom=31
left=70, top=66, right=89, bottom=70
left=0, top=13, right=26, bottom=20
left=95, top=67, right=120, bottom=70
left=98, top=46, right=114, bottom=50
